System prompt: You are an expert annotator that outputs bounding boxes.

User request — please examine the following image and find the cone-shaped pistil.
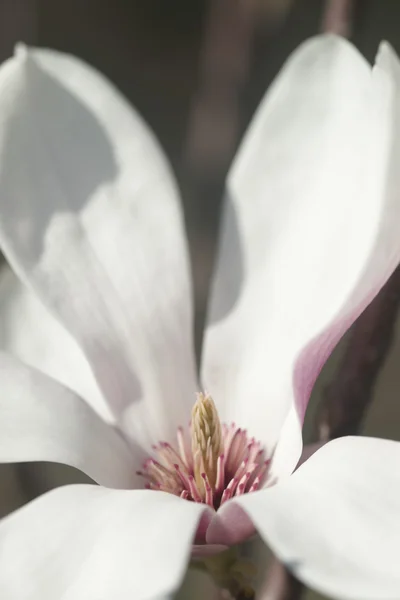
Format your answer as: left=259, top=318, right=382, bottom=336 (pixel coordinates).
left=138, top=392, right=270, bottom=508
left=191, top=392, right=223, bottom=499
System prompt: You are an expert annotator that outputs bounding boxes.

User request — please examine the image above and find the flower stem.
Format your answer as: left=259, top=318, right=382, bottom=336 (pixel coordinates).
left=193, top=547, right=257, bottom=599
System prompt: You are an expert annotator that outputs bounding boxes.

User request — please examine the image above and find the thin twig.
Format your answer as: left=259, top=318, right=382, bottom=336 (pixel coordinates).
left=183, top=0, right=258, bottom=174
left=320, top=0, right=354, bottom=36
left=182, top=0, right=263, bottom=357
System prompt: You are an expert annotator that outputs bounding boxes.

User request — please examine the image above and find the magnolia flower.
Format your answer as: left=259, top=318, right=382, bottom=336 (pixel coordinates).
left=0, top=33, right=400, bottom=600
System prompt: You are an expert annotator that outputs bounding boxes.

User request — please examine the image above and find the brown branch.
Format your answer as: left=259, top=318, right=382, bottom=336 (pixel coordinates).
left=320, top=0, right=354, bottom=36
left=183, top=0, right=258, bottom=175
left=183, top=0, right=295, bottom=176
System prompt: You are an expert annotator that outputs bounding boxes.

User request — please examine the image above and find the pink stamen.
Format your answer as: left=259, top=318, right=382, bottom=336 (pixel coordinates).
left=256, top=460, right=271, bottom=486
left=227, top=428, right=242, bottom=461
left=138, top=418, right=271, bottom=509
left=247, top=442, right=262, bottom=464
left=188, top=476, right=203, bottom=503
left=215, top=454, right=225, bottom=493
left=249, top=478, right=261, bottom=493
left=174, top=464, right=191, bottom=489
left=220, top=489, right=231, bottom=505
left=234, top=458, right=249, bottom=482
left=237, top=471, right=252, bottom=494
left=237, top=483, right=246, bottom=496
left=221, top=476, right=239, bottom=506
left=159, top=441, right=186, bottom=468
left=202, top=473, right=214, bottom=508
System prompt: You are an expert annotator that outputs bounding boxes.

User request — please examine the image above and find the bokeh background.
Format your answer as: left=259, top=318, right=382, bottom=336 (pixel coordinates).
left=1, top=1, right=400, bottom=598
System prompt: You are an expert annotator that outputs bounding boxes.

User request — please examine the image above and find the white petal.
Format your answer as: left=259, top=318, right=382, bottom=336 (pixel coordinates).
left=0, top=353, right=137, bottom=489
left=0, top=266, right=111, bottom=421
left=0, top=485, right=210, bottom=600
left=0, top=46, right=197, bottom=449
left=202, top=35, right=400, bottom=475
left=230, top=437, right=400, bottom=600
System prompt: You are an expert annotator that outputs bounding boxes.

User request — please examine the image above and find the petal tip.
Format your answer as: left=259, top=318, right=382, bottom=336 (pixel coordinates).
left=375, top=40, right=400, bottom=71
left=301, top=33, right=357, bottom=56
left=283, top=33, right=367, bottom=82
left=14, top=42, right=29, bottom=63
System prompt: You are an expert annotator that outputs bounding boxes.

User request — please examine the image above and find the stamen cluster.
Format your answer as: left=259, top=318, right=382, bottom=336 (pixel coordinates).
left=138, top=393, right=270, bottom=509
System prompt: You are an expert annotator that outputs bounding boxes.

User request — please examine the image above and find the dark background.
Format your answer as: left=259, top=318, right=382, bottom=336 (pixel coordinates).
left=1, top=2, right=400, bottom=598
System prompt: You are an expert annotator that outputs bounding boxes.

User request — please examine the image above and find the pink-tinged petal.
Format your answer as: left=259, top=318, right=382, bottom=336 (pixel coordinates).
left=232, top=437, right=400, bottom=600
left=202, top=35, right=400, bottom=476
left=206, top=502, right=256, bottom=546
left=295, top=440, right=325, bottom=469
left=194, top=508, right=214, bottom=544
left=0, top=352, right=137, bottom=489
left=268, top=404, right=303, bottom=480
left=0, top=266, right=111, bottom=422
left=0, top=485, right=210, bottom=600
left=0, top=46, right=197, bottom=450
left=206, top=440, right=324, bottom=546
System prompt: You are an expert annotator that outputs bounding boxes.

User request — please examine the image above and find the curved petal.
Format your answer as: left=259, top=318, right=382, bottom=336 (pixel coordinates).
left=0, top=485, right=210, bottom=600
left=202, top=35, right=400, bottom=475
left=226, top=437, right=400, bottom=600
left=0, top=45, right=197, bottom=449
left=0, top=352, right=138, bottom=489
left=205, top=441, right=325, bottom=546
left=0, top=266, right=111, bottom=421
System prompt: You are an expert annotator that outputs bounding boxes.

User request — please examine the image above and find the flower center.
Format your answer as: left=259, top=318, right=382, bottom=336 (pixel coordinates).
left=137, top=392, right=270, bottom=509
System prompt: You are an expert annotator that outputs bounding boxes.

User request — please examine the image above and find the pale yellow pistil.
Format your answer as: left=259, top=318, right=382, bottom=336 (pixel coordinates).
left=191, top=392, right=223, bottom=499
